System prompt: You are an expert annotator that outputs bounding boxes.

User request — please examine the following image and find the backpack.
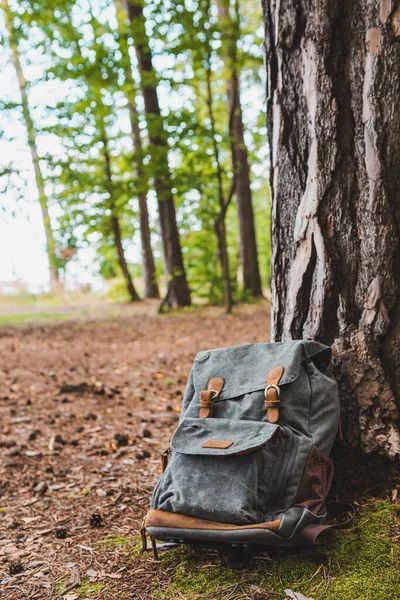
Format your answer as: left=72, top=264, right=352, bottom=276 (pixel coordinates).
left=144, top=341, right=340, bottom=554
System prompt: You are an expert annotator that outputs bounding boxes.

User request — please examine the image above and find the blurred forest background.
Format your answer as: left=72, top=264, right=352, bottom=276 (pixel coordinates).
left=0, top=0, right=269, bottom=311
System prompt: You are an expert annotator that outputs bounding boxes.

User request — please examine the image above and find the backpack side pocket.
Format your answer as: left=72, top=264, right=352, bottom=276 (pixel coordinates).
left=293, top=445, right=333, bottom=515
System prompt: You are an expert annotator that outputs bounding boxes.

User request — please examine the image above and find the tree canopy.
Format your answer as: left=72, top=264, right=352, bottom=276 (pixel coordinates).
left=1, top=0, right=269, bottom=307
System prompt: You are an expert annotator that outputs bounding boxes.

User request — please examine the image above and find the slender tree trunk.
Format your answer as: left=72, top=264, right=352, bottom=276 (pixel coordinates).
left=216, top=0, right=263, bottom=298
left=205, top=0, right=233, bottom=313
left=114, top=0, right=159, bottom=299
left=4, top=0, right=59, bottom=291
left=123, top=0, right=191, bottom=308
left=263, top=0, right=400, bottom=459
left=103, top=136, right=140, bottom=302
left=137, top=184, right=159, bottom=299
left=111, top=213, right=141, bottom=302
left=214, top=218, right=233, bottom=314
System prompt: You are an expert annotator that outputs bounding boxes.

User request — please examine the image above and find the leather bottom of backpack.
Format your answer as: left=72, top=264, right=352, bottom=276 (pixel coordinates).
left=145, top=509, right=324, bottom=548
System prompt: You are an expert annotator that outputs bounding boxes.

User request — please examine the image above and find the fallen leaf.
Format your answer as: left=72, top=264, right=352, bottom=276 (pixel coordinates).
left=64, top=594, right=79, bottom=600
left=76, top=545, right=94, bottom=552
left=86, top=569, right=97, bottom=578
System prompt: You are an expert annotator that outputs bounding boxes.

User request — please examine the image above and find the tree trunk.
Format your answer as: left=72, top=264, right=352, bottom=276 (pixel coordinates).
left=263, top=0, right=400, bottom=459
left=123, top=0, right=191, bottom=308
left=114, top=0, right=159, bottom=299
left=4, top=0, right=60, bottom=291
left=103, top=136, right=140, bottom=302
left=215, top=218, right=233, bottom=314
left=111, top=213, right=141, bottom=302
left=216, top=0, right=263, bottom=298
left=205, top=0, right=233, bottom=313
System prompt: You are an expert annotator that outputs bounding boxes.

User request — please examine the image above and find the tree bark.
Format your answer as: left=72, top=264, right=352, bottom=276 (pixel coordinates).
left=103, top=136, right=140, bottom=302
left=4, top=0, right=60, bottom=291
left=263, top=0, right=400, bottom=459
left=114, top=0, right=159, bottom=299
left=216, top=0, right=263, bottom=298
left=123, top=0, right=191, bottom=308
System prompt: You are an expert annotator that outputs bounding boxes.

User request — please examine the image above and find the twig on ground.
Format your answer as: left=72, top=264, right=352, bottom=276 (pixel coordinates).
left=53, top=566, right=80, bottom=600
left=317, top=562, right=332, bottom=600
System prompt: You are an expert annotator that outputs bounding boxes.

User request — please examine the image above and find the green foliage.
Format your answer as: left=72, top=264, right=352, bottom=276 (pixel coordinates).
left=107, top=277, right=134, bottom=302
left=1, top=0, right=270, bottom=301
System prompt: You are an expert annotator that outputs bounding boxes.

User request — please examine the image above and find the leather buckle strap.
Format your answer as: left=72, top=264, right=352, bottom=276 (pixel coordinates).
left=265, top=366, right=284, bottom=423
left=199, top=376, right=224, bottom=418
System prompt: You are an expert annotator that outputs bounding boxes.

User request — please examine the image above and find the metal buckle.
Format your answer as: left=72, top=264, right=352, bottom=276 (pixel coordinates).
left=265, top=384, right=280, bottom=399
left=208, top=389, right=220, bottom=400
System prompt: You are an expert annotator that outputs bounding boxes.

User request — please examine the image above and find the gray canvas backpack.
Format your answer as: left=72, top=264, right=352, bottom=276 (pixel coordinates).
left=144, top=341, right=340, bottom=554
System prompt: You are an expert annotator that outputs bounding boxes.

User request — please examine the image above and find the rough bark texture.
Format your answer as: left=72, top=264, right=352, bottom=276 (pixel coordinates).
left=4, top=0, right=60, bottom=290
left=263, top=0, right=400, bottom=458
left=124, top=0, right=191, bottom=308
left=216, top=0, right=263, bottom=298
left=115, top=0, right=159, bottom=299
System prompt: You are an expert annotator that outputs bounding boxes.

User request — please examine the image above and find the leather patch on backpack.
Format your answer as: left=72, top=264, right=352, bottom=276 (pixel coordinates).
left=202, top=440, right=234, bottom=449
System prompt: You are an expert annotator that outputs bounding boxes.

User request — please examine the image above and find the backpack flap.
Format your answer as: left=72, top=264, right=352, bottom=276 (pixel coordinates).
left=171, top=417, right=279, bottom=456
left=192, top=340, right=331, bottom=401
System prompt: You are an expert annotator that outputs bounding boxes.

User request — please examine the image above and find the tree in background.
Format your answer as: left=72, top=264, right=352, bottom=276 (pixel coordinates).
left=41, top=2, right=141, bottom=301
left=114, top=0, right=159, bottom=299
left=204, top=0, right=233, bottom=312
left=263, top=0, right=400, bottom=459
left=0, top=0, right=269, bottom=304
left=216, top=0, right=262, bottom=298
left=3, top=0, right=60, bottom=290
left=123, top=0, right=191, bottom=308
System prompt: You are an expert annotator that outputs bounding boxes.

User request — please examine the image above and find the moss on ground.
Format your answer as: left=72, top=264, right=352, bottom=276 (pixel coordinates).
left=54, top=577, right=106, bottom=598
left=95, top=535, right=133, bottom=549
left=134, top=500, right=400, bottom=600
left=76, top=579, right=105, bottom=597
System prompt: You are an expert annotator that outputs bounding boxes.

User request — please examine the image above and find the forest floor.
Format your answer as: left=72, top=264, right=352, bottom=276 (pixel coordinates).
left=0, top=301, right=399, bottom=600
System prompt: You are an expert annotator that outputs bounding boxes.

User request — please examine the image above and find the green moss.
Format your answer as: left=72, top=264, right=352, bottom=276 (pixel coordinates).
left=136, top=500, right=399, bottom=600
left=96, top=535, right=134, bottom=549
left=153, top=546, right=241, bottom=598
left=77, top=580, right=105, bottom=597
left=327, top=500, right=400, bottom=600
left=55, top=577, right=105, bottom=598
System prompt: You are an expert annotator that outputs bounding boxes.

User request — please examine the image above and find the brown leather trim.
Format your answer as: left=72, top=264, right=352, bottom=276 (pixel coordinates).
left=265, top=401, right=281, bottom=408
left=199, top=390, right=214, bottom=418
left=199, top=377, right=224, bottom=418
left=202, top=439, right=234, bottom=449
left=145, top=509, right=281, bottom=532
left=265, top=365, right=284, bottom=423
left=208, top=377, right=224, bottom=394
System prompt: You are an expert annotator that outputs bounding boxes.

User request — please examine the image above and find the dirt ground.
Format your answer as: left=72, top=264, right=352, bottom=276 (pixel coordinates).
left=0, top=302, right=271, bottom=599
